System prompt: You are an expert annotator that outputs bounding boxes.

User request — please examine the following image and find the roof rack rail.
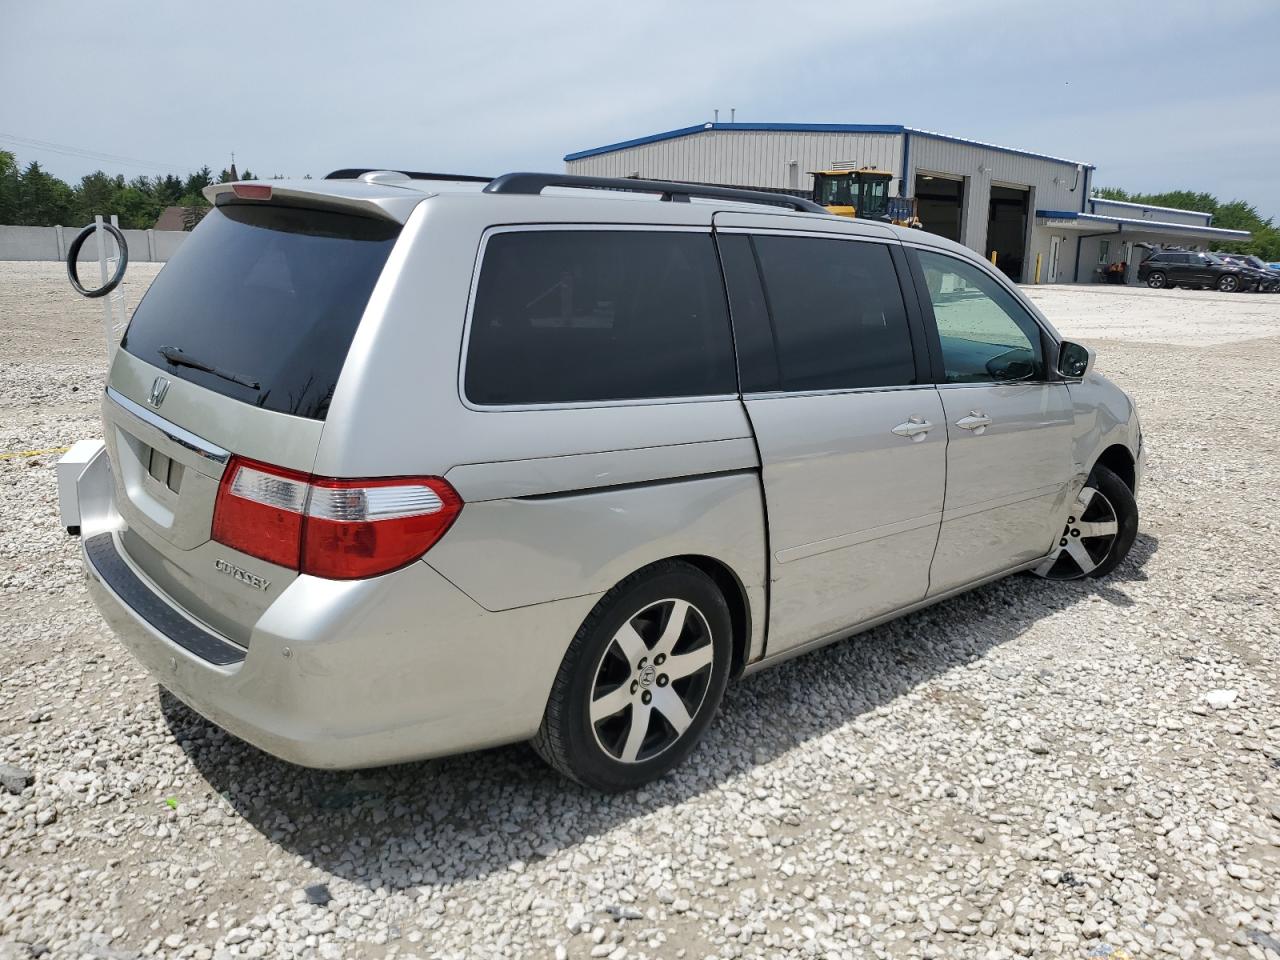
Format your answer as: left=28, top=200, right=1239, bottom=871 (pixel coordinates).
left=324, top=168, right=493, bottom=182
left=483, top=172, right=829, bottom=214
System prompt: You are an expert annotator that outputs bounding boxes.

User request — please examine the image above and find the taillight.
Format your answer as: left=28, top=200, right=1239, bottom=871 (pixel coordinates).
left=212, top=458, right=309, bottom=568
left=303, top=477, right=462, bottom=579
left=211, top=457, right=462, bottom=580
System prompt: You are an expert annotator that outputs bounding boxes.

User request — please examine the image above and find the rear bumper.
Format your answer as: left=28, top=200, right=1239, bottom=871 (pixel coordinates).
left=75, top=443, right=596, bottom=769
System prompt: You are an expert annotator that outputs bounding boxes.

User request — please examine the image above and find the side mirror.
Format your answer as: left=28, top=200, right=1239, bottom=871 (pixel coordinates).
left=1057, top=340, right=1094, bottom=379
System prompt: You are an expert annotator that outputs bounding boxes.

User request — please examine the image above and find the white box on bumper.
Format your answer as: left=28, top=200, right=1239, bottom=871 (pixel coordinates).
left=57, top=438, right=106, bottom=532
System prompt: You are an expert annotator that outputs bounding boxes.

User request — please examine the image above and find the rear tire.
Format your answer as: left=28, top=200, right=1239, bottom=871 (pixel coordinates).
left=1146, top=272, right=1166, bottom=289
left=1033, top=464, right=1138, bottom=581
left=533, top=561, right=732, bottom=792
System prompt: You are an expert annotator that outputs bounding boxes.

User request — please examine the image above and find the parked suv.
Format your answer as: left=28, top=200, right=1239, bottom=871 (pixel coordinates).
left=67, top=170, right=1143, bottom=791
left=1212, top=252, right=1280, bottom=292
left=1138, top=250, right=1251, bottom=291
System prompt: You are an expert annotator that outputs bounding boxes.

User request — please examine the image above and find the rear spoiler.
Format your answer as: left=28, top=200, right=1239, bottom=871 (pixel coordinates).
left=202, top=180, right=424, bottom=223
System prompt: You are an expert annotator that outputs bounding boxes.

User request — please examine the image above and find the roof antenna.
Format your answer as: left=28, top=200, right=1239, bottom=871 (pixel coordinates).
left=730, top=108, right=736, bottom=123
left=714, top=109, right=719, bottom=123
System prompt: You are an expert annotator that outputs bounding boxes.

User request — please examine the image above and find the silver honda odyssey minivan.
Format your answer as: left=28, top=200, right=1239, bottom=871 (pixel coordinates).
left=68, top=170, right=1143, bottom=791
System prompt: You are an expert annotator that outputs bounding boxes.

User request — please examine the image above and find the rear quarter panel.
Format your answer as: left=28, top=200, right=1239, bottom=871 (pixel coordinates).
left=428, top=468, right=768, bottom=662
left=319, top=194, right=769, bottom=660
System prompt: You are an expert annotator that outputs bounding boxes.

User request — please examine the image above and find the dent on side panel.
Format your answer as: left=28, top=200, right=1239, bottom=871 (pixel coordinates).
left=427, top=472, right=769, bottom=659
left=1066, top=373, right=1137, bottom=487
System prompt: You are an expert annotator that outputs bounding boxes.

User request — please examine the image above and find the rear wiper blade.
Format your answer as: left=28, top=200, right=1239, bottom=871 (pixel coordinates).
left=158, top=345, right=261, bottom=391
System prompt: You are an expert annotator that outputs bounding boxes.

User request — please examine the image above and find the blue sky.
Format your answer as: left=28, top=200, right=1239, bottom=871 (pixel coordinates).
left=4, top=0, right=1279, bottom=218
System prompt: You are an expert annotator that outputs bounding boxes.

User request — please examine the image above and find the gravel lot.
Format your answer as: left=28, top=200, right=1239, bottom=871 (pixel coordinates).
left=1, top=261, right=1278, bottom=960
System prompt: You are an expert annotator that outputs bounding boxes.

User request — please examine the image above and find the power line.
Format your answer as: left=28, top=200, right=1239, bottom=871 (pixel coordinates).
left=0, top=132, right=201, bottom=174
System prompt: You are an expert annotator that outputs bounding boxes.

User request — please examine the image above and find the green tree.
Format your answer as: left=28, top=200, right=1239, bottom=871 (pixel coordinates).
left=16, top=161, right=75, bottom=225
left=184, top=166, right=214, bottom=196
left=0, top=150, right=19, bottom=224
left=115, top=186, right=163, bottom=229
left=154, top=174, right=184, bottom=206
left=73, top=171, right=120, bottom=225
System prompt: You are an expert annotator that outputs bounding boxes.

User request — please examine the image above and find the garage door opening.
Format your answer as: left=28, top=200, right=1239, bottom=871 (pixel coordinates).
left=914, top=174, right=963, bottom=243
left=986, top=184, right=1030, bottom=282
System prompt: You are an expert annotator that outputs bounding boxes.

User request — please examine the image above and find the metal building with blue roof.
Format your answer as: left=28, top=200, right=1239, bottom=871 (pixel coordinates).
left=564, top=122, right=1250, bottom=285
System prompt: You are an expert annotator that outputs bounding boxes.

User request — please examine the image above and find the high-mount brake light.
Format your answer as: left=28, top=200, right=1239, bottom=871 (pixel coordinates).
left=211, top=457, right=462, bottom=580
left=231, top=183, right=272, bottom=200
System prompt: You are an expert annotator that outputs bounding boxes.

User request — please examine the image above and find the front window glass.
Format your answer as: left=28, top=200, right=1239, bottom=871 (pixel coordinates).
left=917, top=250, right=1044, bottom=384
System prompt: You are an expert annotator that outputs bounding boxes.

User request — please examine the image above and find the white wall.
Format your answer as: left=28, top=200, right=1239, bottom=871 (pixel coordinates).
left=567, top=130, right=906, bottom=196
left=1025, top=229, right=1079, bottom=285
left=1089, top=199, right=1210, bottom=227
left=0, top=225, right=186, bottom=262
left=908, top=134, right=1087, bottom=259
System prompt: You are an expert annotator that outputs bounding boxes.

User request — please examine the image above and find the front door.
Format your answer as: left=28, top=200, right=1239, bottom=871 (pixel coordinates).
left=911, top=248, right=1075, bottom=593
left=717, top=230, right=946, bottom=654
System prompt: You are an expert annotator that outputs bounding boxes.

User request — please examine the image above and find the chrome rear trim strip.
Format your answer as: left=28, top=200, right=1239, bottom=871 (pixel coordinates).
left=105, top=386, right=230, bottom=465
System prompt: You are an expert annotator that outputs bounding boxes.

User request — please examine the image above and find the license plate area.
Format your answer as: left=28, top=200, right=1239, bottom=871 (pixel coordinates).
left=146, top=445, right=185, bottom=495
left=103, top=392, right=225, bottom=552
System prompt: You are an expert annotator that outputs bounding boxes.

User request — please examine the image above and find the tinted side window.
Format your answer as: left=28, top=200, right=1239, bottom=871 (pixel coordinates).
left=751, top=236, right=916, bottom=391
left=715, top=233, right=780, bottom=393
left=465, top=231, right=737, bottom=405
left=916, top=250, right=1044, bottom=384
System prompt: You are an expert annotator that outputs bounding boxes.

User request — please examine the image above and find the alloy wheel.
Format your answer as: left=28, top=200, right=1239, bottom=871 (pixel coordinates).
left=1035, top=486, right=1120, bottom=580
left=588, top=598, right=715, bottom=763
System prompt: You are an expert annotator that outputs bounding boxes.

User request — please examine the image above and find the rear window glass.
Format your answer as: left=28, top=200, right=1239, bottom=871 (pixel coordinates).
left=464, top=230, right=737, bottom=405
left=121, top=203, right=399, bottom=420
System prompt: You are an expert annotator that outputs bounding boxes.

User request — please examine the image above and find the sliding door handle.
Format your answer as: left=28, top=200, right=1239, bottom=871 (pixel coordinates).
left=956, top=412, right=992, bottom=434
left=892, top=417, right=932, bottom=441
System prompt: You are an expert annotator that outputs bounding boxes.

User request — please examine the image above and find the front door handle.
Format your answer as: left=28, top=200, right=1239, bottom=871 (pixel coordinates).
left=956, top=412, right=992, bottom=435
left=892, top=417, right=932, bottom=441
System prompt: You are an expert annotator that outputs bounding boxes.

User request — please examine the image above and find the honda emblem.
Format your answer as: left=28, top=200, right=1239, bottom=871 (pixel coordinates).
left=149, top=376, right=170, bottom=408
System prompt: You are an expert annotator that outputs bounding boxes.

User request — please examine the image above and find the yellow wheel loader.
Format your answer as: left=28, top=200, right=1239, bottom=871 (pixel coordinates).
left=810, top=169, right=922, bottom=228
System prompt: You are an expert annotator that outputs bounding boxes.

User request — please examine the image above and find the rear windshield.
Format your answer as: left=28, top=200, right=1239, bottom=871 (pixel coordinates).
left=121, top=203, right=400, bottom=420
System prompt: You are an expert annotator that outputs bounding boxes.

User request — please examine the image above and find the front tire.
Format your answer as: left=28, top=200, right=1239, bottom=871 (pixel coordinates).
left=533, top=561, right=732, bottom=791
left=1034, top=465, right=1138, bottom=580
left=1217, top=274, right=1240, bottom=292
left=1146, top=271, right=1166, bottom=289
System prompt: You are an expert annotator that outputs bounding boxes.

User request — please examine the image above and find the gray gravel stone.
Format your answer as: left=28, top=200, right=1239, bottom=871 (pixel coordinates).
left=1, top=270, right=1279, bottom=959
left=0, top=762, right=34, bottom=794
